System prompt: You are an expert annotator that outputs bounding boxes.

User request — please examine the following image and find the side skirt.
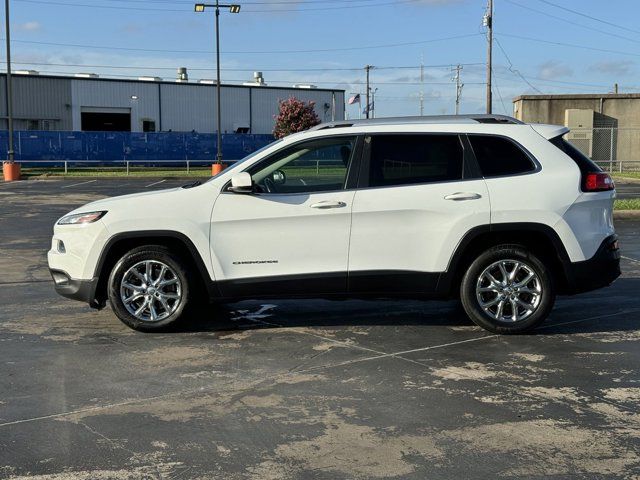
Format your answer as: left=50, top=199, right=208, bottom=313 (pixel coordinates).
left=212, top=270, right=445, bottom=301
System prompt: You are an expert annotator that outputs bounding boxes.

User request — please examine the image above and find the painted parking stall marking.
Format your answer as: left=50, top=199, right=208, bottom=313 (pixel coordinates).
left=61, top=179, right=97, bottom=189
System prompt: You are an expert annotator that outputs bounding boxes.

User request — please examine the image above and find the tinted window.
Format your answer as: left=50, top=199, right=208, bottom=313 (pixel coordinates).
left=550, top=135, right=602, bottom=174
left=369, top=134, right=464, bottom=187
left=469, top=135, right=535, bottom=177
left=249, top=136, right=356, bottom=194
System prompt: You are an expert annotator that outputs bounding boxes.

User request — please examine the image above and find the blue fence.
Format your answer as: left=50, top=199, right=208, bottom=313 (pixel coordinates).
left=0, top=131, right=275, bottom=165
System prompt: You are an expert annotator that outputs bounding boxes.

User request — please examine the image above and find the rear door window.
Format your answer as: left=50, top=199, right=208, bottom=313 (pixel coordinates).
left=468, top=135, right=536, bottom=177
left=368, top=134, right=464, bottom=187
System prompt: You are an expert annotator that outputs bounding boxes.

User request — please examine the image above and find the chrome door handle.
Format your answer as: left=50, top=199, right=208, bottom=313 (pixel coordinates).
left=310, top=200, right=347, bottom=209
left=444, top=192, right=482, bottom=201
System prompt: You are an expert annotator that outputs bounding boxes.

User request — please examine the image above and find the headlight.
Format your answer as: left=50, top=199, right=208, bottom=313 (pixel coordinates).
left=57, top=211, right=107, bottom=225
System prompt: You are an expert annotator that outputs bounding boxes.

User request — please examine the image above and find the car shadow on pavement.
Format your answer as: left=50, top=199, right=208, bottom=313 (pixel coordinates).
left=172, top=278, right=640, bottom=337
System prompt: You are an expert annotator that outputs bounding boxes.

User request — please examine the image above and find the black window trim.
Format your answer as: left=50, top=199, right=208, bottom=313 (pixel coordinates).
left=222, top=133, right=365, bottom=196
left=465, top=133, right=542, bottom=179
left=356, top=132, right=481, bottom=191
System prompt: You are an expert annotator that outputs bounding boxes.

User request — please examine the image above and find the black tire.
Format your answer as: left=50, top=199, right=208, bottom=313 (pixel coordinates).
left=460, top=245, right=555, bottom=334
left=108, top=245, right=192, bottom=332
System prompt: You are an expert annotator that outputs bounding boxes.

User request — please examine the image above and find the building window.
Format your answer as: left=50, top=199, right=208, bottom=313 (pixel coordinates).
left=142, top=120, right=156, bottom=133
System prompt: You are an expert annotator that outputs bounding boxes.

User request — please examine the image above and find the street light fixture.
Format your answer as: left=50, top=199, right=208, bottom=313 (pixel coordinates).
left=194, top=2, right=241, bottom=169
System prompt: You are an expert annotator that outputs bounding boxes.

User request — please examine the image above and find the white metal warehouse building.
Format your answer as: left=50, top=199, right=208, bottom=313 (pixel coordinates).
left=0, top=71, right=345, bottom=134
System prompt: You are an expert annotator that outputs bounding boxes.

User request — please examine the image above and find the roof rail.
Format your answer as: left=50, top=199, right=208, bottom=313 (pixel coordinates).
left=310, top=114, right=523, bottom=131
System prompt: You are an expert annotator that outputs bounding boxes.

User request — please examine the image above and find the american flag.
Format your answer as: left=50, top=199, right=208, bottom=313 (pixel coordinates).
left=348, top=93, right=361, bottom=105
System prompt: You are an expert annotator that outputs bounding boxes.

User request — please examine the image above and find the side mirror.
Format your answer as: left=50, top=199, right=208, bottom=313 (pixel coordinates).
left=228, top=172, right=253, bottom=193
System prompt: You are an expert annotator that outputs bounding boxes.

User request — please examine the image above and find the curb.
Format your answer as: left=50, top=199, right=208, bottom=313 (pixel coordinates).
left=614, top=210, right=640, bottom=219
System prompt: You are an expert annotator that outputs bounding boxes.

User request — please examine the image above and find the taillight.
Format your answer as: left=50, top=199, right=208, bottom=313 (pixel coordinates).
left=583, top=172, right=615, bottom=192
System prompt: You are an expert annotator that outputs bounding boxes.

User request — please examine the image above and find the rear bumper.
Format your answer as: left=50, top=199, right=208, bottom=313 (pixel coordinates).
left=50, top=269, right=103, bottom=309
left=564, top=235, right=621, bottom=294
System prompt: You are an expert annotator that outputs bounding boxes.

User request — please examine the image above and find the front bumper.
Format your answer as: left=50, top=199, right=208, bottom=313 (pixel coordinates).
left=564, top=235, right=621, bottom=294
left=50, top=269, right=104, bottom=309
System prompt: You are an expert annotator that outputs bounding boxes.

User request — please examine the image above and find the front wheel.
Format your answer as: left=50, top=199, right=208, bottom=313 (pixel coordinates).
left=108, top=246, right=191, bottom=332
left=460, top=245, right=555, bottom=334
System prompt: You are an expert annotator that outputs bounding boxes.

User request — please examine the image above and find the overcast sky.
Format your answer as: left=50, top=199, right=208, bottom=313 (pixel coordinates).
left=4, top=0, right=640, bottom=117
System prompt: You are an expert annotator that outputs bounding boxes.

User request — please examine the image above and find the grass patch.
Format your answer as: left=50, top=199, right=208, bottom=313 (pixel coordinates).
left=615, top=198, right=640, bottom=210
left=613, top=172, right=640, bottom=180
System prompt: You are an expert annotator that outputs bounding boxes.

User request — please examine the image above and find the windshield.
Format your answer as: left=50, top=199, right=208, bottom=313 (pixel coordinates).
left=207, top=139, right=283, bottom=182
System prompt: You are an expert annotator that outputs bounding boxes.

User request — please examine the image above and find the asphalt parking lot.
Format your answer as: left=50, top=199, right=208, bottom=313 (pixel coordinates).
left=0, top=178, right=639, bottom=479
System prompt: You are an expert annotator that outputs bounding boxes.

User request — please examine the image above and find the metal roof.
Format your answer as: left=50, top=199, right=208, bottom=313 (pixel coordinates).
left=310, top=114, right=523, bottom=131
left=0, top=72, right=345, bottom=93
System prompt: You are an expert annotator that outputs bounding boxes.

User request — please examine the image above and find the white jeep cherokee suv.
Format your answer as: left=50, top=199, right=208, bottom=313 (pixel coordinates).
left=48, top=115, right=620, bottom=334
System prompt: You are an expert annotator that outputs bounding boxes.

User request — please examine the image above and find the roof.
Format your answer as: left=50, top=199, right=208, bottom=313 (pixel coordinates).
left=0, top=72, right=345, bottom=93
left=514, top=93, right=640, bottom=102
left=310, top=114, right=523, bottom=131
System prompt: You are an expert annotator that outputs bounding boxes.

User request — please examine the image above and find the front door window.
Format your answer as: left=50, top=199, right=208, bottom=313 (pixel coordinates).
left=248, top=136, right=357, bottom=194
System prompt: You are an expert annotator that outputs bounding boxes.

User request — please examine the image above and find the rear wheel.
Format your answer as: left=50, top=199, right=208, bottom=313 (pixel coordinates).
left=460, top=245, right=555, bottom=334
left=108, top=246, right=191, bottom=331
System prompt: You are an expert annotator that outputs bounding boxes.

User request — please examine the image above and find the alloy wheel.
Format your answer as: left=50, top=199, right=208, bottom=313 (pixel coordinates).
left=475, top=259, right=542, bottom=323
left=120, top=260, right=182, bottom=322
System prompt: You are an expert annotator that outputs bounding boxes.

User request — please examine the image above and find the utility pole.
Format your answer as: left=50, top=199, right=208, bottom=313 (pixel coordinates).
left=5, top=0, right=14, bottom=162
left=453, top=64, right=464, bottom=115
left=365, top=65, right=373, bottom=119
left=371, top=88, right=378, bottom=118
left=484, top=0, right=493, bottom=114
left=419, top=54, right=424, bottom=116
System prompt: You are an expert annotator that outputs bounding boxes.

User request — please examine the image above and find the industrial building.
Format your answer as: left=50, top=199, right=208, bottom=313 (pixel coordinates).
left=513, top=93, right=640, bottom=162
left=0, top=69, right=345, bottom=134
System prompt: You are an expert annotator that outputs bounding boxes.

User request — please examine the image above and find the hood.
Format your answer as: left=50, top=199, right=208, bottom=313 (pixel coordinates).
left=66, top=186, right=182, bottom=215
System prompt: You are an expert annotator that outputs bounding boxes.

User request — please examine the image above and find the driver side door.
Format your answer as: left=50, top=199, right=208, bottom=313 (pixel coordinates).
left=210, top=135, right=362, bottom=298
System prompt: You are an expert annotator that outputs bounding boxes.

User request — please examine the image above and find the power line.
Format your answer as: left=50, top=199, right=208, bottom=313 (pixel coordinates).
left=0, top=60, right=483, bottom=72
left=92, top=0, right=400, bottom=4
left=535, top=0, right=640, bottom=36
left=504, top=0, right=640, bottom=45
left=13, top=0, right=432, bottom=13
left=497, top=32, right=640, bottom=59
left=493, top=37, right=541, bottom=93
left=491, top=68, right=509, bottom=116
left=0, top=68, right=486, bottom=86
left=2, top=33, right=483, bottom=55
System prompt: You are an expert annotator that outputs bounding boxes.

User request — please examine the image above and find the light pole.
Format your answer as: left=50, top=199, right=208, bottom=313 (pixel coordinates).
left=2, top=0, right=19, bottom=181
left=195, top=2, right=240, bottom=170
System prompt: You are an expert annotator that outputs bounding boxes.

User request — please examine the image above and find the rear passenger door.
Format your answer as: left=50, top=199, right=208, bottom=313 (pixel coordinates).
left=466, top=134, right=541, bottom=225
left=348, top=133, right=490, bottom=294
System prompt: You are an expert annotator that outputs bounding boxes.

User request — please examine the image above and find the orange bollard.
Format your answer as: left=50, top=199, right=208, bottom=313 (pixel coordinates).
left=2, top=162, right=21, bottom=181
left=211, top=163, right=225, bottom=176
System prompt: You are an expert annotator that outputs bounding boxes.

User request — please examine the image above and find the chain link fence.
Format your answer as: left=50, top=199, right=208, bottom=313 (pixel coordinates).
left=567, top=128, right=640, bottom=173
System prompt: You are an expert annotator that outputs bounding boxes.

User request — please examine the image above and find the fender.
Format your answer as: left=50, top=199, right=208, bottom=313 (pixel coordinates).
left=93, top=230, right=219, bottom=301
left=436, top=222, right=573, bottom=295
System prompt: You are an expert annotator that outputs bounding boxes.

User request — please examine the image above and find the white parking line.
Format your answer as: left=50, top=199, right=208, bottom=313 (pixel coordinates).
left=301, top=334, right=499, bottom=372
left=0, top=180, right=25, bottom=187
left=622, top=255, right=640, bottom=264
left=534, top=308, right=640, bottom=331
left=61, top=179, right=97, bottom=189
left=145, top=179, right=166, bottom=188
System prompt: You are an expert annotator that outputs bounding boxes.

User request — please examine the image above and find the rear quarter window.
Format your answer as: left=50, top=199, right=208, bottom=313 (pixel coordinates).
left=549, top=135, right=602, bottom=174
left=468, top=135, right=536, bottom=177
